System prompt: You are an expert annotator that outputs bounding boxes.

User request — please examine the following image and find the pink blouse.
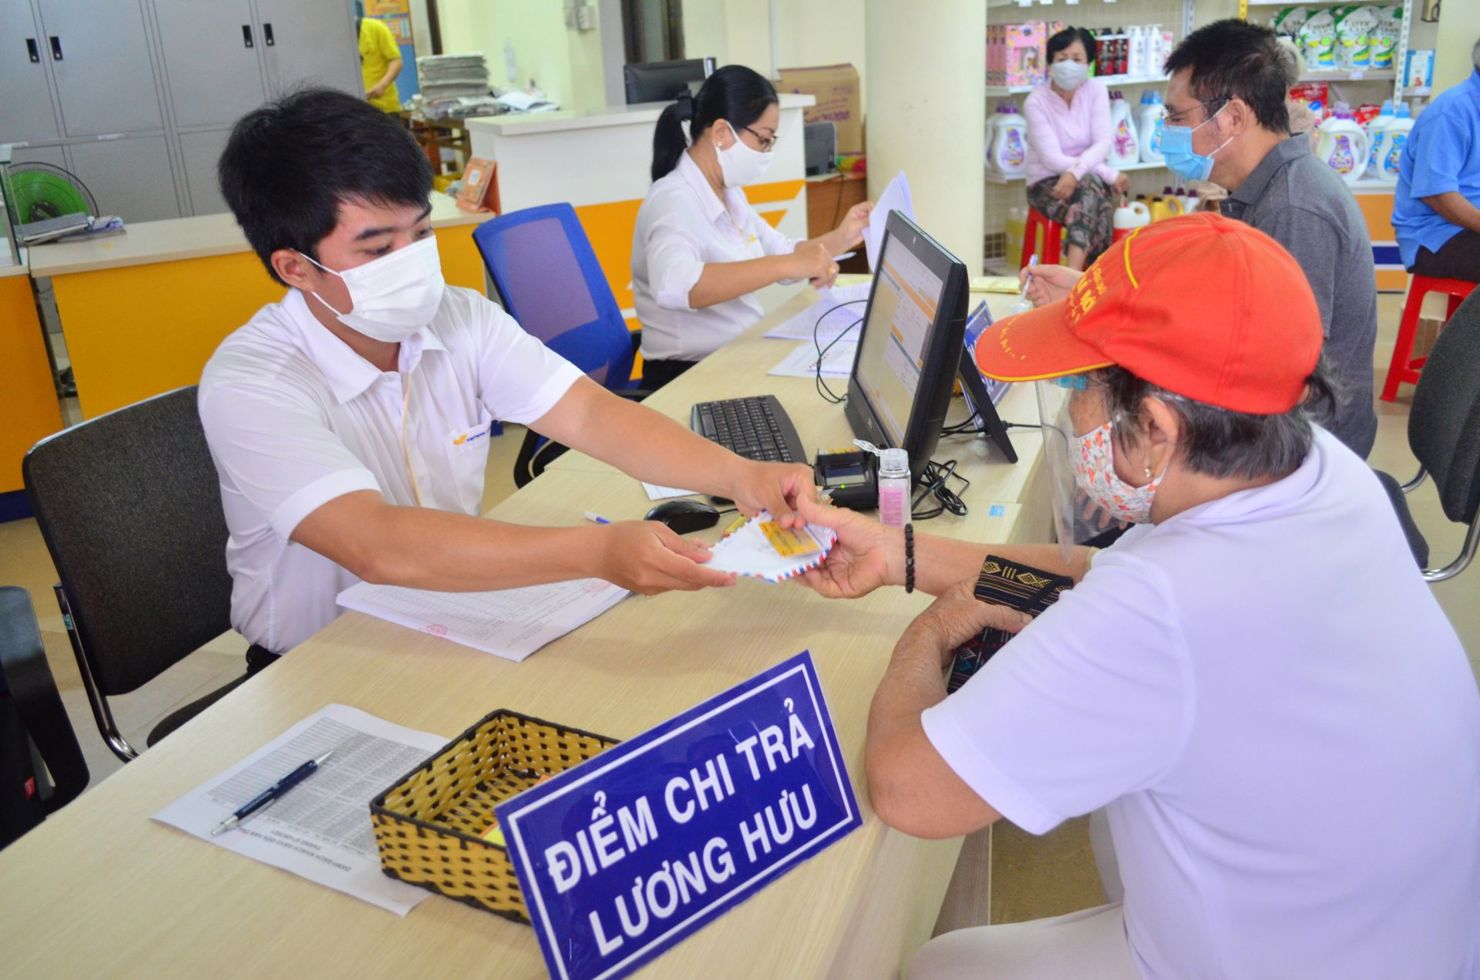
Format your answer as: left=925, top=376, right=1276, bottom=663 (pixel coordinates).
left=1022, top=77, right=1119, bottom=187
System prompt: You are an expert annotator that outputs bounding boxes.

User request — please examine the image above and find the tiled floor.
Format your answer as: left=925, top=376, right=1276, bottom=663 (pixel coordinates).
left=3, top=293, right=1474, bottom=924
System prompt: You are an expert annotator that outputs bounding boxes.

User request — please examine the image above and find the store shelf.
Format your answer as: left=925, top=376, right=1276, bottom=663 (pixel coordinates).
left=1348, top=178, right=1398, bottom=192
left=1297, top=69, right=1397, bottom=82
left=986, top=74, right=1169, bottom=97
left=985, top=158, right=1168, bottom=184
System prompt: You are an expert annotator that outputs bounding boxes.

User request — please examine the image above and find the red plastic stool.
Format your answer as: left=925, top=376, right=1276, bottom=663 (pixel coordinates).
left=1021, top=208, right=1063, bottom=268
left=1380, top=275, right=1477, bottom=401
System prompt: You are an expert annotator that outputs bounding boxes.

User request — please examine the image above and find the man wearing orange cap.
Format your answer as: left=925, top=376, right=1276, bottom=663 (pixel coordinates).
left=797, top=215, right=1480, bottom=978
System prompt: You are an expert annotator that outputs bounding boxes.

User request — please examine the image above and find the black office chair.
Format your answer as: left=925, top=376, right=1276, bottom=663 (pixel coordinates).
left=0, top=587, right=88, bottom=849
left=23, top=386, right=246, bottom=762
left=1378, top=289, right=1480, bottom=582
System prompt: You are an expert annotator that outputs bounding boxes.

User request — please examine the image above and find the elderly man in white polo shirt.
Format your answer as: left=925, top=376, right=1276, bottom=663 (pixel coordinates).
left=797, top=214, right=1480, bottom=977
left=202, top=89, right=818, bottom=663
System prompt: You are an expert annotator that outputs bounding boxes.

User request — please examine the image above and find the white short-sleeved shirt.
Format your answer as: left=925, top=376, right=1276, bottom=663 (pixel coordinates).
left=198, top=286, right=583, bottom=654
left=631, top=151, right=796, bottom=362
left=923, top=429, right=1480, bottom=979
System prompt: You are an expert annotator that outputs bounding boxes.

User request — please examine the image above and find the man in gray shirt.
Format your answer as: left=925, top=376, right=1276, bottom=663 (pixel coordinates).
left=1163, top=20, right=1378, bottom=457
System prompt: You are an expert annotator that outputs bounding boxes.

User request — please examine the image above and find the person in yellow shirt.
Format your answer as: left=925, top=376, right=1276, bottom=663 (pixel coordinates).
left=357, top=12, right=402, bottom=113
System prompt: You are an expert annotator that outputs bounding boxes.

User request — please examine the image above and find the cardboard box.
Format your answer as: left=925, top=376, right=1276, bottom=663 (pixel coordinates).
left=777, top=63, right=863, bottom=155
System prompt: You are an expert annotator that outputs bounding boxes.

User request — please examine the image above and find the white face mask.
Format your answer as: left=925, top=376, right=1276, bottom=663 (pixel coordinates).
left=300, top=235, right=446, bottom=343
left=714, top=123, right=774, bottom=188
left=1050, top=60, right=1089, bottom=91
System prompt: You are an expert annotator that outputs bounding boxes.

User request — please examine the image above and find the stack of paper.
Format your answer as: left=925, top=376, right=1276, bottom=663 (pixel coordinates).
left=768, top=341, right=856, bottom=379
left=764, top=282, right=872, bottom=343
left=154, top=705, right=447, bottom=915
left=336, top=577, right=628, bottom=661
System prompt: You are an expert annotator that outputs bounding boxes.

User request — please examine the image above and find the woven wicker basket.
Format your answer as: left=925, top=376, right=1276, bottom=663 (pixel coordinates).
left=370, top=708, right=619, bottom=923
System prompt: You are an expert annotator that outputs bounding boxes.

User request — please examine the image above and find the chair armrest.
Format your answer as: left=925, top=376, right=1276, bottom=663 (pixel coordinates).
left=0, top=587, right=88, bottom=813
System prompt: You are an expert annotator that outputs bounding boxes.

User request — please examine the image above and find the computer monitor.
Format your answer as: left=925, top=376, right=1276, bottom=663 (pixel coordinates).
left=623, top=58, right=716, bottom=104
left=844, top=211, right=970, bottom=483
left=957, top=301, right=1019, bottom=462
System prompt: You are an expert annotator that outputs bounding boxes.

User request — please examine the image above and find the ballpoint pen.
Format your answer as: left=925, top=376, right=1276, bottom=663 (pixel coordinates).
left=210, top=750, right=334, bottom=836
left=583, top=511, right=611, bottom=525
left=1014, top=254, right=1039, bottom=315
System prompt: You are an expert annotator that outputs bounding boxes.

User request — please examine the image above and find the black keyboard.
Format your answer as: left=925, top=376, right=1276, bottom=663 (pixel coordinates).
left=691, top=395, right=808, bottom=464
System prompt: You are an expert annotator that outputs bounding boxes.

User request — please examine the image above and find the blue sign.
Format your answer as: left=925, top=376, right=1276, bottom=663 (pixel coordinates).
left=497, top=651, right=861, bottom=980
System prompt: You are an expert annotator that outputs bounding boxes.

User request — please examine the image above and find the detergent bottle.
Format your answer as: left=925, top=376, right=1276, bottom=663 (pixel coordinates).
left=1314, top=107, right=1369, bottom=186
left=1148, top=186, right=1183, bottom=222
left=1137, top=91, right=1165, bottom=163
left=1376, top=101, right=1413, bottom=182
left=1113, top=198, right=1151, bottom=242
left=986, top=103, right=1029, bottom=178
left=1364, top=100, right=1394, bottom=178
left=1108, top=92, right=1140, bottom=168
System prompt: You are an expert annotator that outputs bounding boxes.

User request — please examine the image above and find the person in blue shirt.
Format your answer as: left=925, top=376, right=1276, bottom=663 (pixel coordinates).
left=1393, top=39, right=1480, bottom=282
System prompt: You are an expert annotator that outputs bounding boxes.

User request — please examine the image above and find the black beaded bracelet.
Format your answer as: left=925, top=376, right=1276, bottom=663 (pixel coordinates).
left=904, top=523, right=915, bottom=594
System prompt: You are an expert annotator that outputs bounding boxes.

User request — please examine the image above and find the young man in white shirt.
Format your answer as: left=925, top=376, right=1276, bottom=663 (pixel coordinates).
left=203, top=89, right=817, bottom=660
left=797, top=214, right=1480, bottom=978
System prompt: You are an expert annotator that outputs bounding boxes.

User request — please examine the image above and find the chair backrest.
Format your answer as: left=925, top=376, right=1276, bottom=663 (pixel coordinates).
left=0, top=586, right=87, bottom=848
left=23, top=386, right=233, bottom=697
left=472, top=203, right=636, bottom=391
left=1410, top=289, right=1480, bottom=526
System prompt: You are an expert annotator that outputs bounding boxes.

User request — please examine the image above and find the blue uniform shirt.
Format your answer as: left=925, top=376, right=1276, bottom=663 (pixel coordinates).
left=1393, top=70, right=1480, bottom=268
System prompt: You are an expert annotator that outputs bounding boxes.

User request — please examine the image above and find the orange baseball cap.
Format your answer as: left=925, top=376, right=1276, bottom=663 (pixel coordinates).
left=976, top=212, right=1322, bottom=414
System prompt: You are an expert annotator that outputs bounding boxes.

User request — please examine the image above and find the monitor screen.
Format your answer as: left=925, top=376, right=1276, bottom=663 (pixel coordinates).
left=845, top=211, right=969, bottom=483
left=957, top=301, right=1019, bottom=463
left=623, top=58, right=715, bottom=104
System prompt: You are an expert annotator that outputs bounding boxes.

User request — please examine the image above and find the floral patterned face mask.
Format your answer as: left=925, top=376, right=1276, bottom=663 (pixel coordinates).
left=1071, top=421, right=1164, bottom=523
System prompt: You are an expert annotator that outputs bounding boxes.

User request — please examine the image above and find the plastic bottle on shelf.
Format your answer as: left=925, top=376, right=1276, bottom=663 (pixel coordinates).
left=1363, top=100, right=1395, bottom=178
left=1150, top=24, right=1168, bottom=76
left=1314, top=106, right=1370, bottom=186
left=1113, top=198, right=1151, bottom=242
left=1108, top=92, right=1140, bottom=168
left=987, top=103, right=1029, bottom=178
left=1376, top=102, right=1413, bottom=182
left=1184, top=188, right=1200, bottom=214
left=1127, top=26, right=1146, bottom=78
left=1137, top=90, right=1165, bottom=162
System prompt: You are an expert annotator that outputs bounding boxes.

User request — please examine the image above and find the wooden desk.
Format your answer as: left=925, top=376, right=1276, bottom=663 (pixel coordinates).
left=26, top=193, right=488, bottom=420
left=0, top=290, right=1048, bottom=977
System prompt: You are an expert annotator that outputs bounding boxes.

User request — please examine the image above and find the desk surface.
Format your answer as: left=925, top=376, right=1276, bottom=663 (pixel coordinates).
left=0, top=290, right=1047, bottom=977
left=466, top=94, right=814, bottom=139
left=26, top=192, right=483, bottom=278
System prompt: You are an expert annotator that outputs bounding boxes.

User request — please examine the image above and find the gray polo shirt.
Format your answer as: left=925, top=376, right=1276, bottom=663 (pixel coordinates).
left=1222, top=136, right=1378, bottom=458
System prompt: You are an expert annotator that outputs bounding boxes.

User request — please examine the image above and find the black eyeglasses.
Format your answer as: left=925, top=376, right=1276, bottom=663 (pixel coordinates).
left=740, top=124, right=779, bottom=152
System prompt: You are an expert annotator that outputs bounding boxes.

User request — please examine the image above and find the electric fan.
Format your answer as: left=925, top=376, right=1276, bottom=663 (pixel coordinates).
left=2, top=162, right=98, bottom=224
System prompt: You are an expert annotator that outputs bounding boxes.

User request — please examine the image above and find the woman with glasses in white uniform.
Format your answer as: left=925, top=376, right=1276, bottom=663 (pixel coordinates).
left=632, top=65, right=872, bottom=389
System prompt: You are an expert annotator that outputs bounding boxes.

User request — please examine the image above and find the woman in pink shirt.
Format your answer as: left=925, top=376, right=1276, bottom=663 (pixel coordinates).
left=1023, top=28, right=1131, bottom=269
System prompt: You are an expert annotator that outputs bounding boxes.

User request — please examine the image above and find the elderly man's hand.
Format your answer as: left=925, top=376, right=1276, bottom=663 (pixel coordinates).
left=903, top=581, right=1033, bottom=668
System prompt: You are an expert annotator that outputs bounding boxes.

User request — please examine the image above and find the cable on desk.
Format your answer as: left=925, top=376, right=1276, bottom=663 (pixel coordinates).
left=911, top=458, right=971, bottom=520
left=811, top=299, right=866, bottom=405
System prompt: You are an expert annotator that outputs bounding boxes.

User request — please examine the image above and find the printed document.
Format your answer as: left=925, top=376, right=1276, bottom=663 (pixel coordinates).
left=642, top=482, right=702, bottom=500
left=763, top=282, right=871, bottom=342
left=768, top=341, right=857, bottom=379
left=337, top=577, right=628, bottom=661
left=153, top=704, right=446, bottom=915
left=866, top=171, right=915, bottom=272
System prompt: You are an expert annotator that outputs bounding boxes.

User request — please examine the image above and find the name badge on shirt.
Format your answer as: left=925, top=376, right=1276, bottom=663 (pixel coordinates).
left=450, top=422, right=492, bottom=447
